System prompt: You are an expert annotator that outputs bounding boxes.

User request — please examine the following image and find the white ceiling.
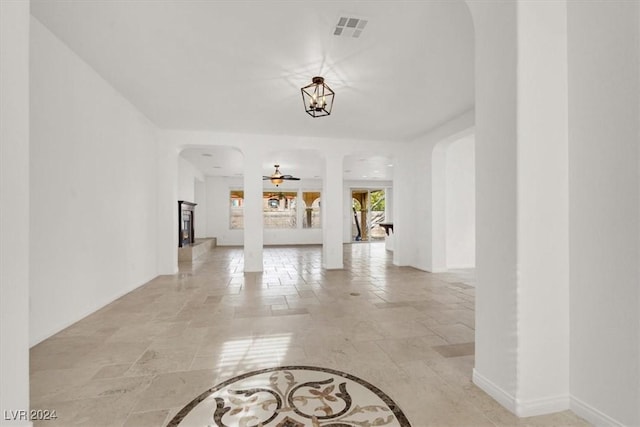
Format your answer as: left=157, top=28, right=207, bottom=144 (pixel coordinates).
left=180, top=146, right=395, bottom=181
left=31, top=0, right=474, bottom=179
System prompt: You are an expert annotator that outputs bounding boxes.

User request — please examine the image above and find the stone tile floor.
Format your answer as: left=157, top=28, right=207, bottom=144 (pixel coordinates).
left=30, top=243, right=589, bottom=426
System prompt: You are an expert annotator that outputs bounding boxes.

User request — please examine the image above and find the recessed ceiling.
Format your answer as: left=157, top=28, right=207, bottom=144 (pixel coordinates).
left=30, top=0, right=474, bottom=142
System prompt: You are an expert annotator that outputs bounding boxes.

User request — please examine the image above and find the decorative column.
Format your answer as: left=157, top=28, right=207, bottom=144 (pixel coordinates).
left=302, top=191, right=320, bottom=228
left=392, top=148, right=415, bottom=267
left=322, top=153, right=343, bottom=269
left=242, top=149, right=264, bottom=272
left=467, top=0, right=570, bottom=417
left=465, top=1, right=520, bottom=411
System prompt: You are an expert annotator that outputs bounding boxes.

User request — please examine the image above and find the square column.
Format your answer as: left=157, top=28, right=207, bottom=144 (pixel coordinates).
left=322, top=154, right=343, bottom=269
left=243, top=150, right=264, bottom=272
left=467, top=0, right=570, bottom=417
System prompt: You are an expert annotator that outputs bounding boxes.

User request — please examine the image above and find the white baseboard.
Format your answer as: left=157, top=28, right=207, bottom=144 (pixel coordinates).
left=473, top=370, right=629, bottom=425
left=473, top=369, right=571, bottom=418
left=472, top=369, right=517, bottom=413
left=446, top=264, right=476, bottom=270
left=516, top=394, right=570, bottom=418
left=571, top=396, right=625, bottom=427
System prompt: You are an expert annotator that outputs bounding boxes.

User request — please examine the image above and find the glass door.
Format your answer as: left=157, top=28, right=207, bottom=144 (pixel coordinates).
left=351, top=189, right=386, bottom=242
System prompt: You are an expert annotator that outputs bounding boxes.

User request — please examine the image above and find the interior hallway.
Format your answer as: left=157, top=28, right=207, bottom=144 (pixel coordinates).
left=29, top=244, right=587, bottom=426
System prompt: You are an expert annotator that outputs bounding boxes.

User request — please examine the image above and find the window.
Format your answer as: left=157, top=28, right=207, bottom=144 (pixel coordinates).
left=230, top=190, right=244, bottom=229
left=229, top=189, right=322, bottom=230
left=302, top=192, right=321, bottom=228
left=263, top=191, right=297, bottom=229
left=369, top=189, right=386, bottom=240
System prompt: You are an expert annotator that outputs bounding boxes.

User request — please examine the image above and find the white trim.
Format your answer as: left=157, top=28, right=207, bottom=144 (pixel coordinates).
left=446, top=264, right=476, bottom=270
left=474, top=369, right=626, bottom=424
left=570, top=396, right=625, bottom=427
left=474, top=370, right=572, bottom=418
left=472, top=369, right=517, bottom=413
left=515, top=395, right=570, bottom=418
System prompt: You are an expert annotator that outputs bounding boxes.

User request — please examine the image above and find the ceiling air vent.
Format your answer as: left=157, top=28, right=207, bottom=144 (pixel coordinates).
left=334, top=17, right=368, bottom=38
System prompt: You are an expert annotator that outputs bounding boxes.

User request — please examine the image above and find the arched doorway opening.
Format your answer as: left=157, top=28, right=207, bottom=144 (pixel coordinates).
left=431, top=132, right=476, bottom=272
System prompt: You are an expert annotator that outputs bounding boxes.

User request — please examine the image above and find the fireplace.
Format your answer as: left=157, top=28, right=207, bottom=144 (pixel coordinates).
left=178, top=201, right=197, bottom=247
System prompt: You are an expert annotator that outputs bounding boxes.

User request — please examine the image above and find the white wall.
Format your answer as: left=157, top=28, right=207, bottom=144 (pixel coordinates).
left=205, top=176, right=242, bottom=245
left=445, top=135, right=476, bottom=269
left=516, top=0, right=570, bottom=415
left=466, top=0, right=519, bottom=408
left=431, top=143, right=447, bottom=272
left=178, top=156, right=203, bottom=203
left=178, top=156, right=205, bottom=241
left=467, top=1, right=638, bottom=422
left=194, top=179, right=207, bottom=239
left=567, top=2, right=640, bottom=425
left=395, top=110, right=475, bottom=272
left=1, top=1, right=31, bottom=424
left=29, top=18, right=160, bottom=345
left=391, top=148, right=416, bottom=267
left=156, top=142, right=179, bottom=274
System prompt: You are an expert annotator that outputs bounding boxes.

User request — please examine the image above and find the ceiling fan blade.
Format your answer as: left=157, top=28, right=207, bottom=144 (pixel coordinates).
left=284, top=177, right=301, bottom=180
left=262, top=176, right=271, bottom=180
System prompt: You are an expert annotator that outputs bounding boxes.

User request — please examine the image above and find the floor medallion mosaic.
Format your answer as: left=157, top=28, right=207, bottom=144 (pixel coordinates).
left=168, top=366, right=411, bottom=427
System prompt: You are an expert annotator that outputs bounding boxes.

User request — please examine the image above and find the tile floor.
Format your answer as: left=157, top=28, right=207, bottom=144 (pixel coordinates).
left=30, top=243, right=589, bottom=426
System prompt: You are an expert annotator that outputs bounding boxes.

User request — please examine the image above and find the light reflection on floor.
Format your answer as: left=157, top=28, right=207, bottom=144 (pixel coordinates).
left=216, top=334, right=292, bottom=378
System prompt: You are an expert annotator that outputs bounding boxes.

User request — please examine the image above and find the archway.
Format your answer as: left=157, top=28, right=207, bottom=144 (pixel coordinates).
left=179, top=146, right=245, bottom=247
left=262, top=149, right=324, bottom=246
left=431, top=131, right=476, bottom=272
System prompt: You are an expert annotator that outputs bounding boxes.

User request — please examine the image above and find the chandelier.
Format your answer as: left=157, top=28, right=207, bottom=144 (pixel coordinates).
left=301, top=76, right=335, bottom=118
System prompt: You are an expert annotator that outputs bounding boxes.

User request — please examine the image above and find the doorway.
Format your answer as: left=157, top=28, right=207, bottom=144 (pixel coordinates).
left=351, top=189, right=386, bottom=242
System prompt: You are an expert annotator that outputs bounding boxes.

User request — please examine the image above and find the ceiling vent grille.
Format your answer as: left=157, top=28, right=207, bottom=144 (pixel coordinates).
left=334, top=17, right=368, bottom=38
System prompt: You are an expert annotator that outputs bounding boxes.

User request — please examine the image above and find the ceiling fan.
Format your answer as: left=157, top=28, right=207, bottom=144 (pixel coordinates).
left=263, top=164, right=300, bottom=187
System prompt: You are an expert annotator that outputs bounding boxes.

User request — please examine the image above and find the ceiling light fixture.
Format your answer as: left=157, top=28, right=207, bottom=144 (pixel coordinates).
left=263, top=164, right=300, bottom=187
left=301, top=76, right=335, bottom=118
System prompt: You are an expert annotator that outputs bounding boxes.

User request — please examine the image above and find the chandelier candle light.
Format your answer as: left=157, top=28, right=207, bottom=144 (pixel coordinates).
left=301, top=76, right=335, bottom=117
